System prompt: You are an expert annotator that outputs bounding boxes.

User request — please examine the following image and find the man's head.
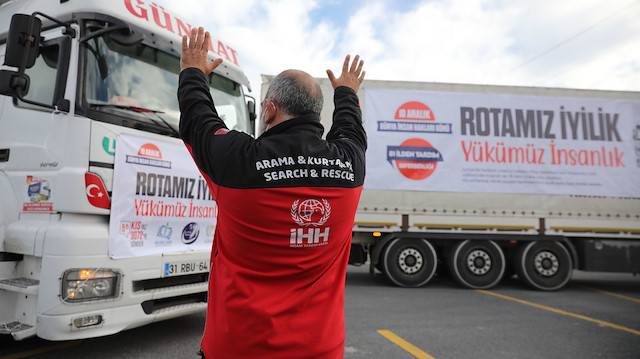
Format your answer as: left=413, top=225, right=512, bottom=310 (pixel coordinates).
left=260, top=70, right=323, bottom=134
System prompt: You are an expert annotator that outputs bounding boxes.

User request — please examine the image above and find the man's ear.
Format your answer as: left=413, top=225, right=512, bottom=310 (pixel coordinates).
left=264, top=100, right=277, bottom=125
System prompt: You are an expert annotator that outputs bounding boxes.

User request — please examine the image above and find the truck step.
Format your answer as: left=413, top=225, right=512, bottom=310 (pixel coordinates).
left=0, top=277, right=39, bottom=295
left=0, top=321, right=36, bottom=340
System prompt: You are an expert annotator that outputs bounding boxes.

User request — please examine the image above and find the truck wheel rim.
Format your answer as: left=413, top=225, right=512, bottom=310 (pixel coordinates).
left=398, top=248, right=423, bottom=274
left=534, top=251, right=559, bottom=277
left=466, top=249, right=492, bottom=275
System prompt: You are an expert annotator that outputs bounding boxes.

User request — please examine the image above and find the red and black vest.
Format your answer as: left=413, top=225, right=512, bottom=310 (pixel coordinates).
left=178, top=68, right=366, bottom=359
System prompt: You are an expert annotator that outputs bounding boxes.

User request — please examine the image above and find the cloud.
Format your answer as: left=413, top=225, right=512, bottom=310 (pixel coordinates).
left=158, top=0, right=640, bottom=98
left=337, top=2, right=386, bottom=60
left=502, top=0, right=640, bottom=88
left=340, top=0, right=521, bottom=85
left=165, top=0, right=341, bottom=94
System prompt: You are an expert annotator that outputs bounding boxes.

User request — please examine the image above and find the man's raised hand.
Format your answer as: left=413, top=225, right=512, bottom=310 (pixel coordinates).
left=180, top=27, right=223, bottom=75
left=327, top=55, right=365, bottom=92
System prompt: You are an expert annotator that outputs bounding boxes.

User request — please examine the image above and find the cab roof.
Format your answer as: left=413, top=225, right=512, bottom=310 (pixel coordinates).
left=0, top=0, right=250, bottom=90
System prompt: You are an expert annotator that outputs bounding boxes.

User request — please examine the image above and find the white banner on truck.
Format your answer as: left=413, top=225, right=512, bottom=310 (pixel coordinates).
left=109, top=134, right=216, bottom=259
left=364, top=88, right=640, bottom=197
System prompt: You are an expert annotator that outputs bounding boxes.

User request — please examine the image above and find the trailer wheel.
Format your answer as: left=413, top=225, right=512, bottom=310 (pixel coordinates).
left=448, top=240, right=505, bottom=289
left=515, top=241, right=572, bottom=291
left=382, top=238, right=437, bottom=287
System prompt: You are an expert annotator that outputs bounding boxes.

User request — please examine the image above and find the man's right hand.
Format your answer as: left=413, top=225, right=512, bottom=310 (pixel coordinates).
left=181, top=27, right=223, bottom=75
left=327, top=55, right=365, bottom=93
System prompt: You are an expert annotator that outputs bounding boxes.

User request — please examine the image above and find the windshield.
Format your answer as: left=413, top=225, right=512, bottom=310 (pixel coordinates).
left=82, top=33, right=249, bottom=135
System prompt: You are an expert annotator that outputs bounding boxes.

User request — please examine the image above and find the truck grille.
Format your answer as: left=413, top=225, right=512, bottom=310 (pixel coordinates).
left=141, top=292, right=208, bottom=314
left=132, top=273, right=209, bottom=292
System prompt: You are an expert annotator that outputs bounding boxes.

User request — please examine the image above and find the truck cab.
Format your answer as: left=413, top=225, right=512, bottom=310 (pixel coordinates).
left=0, top=0, right=254, bottom=340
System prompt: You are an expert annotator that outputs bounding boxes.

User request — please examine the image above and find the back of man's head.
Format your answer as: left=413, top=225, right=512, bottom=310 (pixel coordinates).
left=265, top=70, right=323, bottom=117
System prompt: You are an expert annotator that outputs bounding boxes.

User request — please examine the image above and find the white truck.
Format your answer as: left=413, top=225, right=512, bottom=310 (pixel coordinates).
left=0, top=0, right=255, bottom=340
left=262, top=75, right=640, bottom=291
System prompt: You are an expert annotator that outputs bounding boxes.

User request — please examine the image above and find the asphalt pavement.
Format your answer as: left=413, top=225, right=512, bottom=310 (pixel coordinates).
left=1, top=265, right=639, bottom=358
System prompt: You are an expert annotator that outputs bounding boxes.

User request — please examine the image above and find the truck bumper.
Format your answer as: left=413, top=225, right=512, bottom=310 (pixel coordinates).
left=36, top=299, right=206, bottom=341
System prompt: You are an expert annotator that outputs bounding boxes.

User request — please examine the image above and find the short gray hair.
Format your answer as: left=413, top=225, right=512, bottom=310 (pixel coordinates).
left=264, top=71, right=323, bottom=116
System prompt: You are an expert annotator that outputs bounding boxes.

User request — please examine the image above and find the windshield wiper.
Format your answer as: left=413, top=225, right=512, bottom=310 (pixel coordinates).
left=90, top=103, right=180, bottom=137
left=90, top=103, right=161, bottom=113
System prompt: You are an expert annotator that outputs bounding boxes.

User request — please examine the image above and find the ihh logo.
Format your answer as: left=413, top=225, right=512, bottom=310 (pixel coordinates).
left=290, top=227, right=330, bottom=245
left=291, top=199, right=331, bottom=227
left=289, top=198, right=331, bottom=246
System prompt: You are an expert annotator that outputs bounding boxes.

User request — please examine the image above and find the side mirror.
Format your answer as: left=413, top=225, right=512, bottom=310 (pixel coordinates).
left=4, top=14, right=42, bottom=69
left=0, top=70, right=30, bottom=96
left=246, top=96, right=257, bottom=136
left=0, top=14, right=42, bottom=98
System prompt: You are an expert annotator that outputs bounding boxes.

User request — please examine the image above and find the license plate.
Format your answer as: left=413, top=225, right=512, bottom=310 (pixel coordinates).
left=163, top=260, right=209, bottom=277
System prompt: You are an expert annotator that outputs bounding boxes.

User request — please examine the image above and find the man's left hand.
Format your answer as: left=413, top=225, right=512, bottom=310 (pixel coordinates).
left=180, top=27, right=223, bottom=74
left=327, top=54, right=365, bottom=93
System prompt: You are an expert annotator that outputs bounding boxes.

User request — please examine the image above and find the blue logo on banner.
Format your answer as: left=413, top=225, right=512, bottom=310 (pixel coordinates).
left=182, top=222, right=200, bottom=244
left=157, top=222, right=173, bottom=239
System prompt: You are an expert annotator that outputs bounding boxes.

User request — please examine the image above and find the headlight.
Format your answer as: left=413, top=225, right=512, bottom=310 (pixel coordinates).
left=62, top=269, right=120, bottom=302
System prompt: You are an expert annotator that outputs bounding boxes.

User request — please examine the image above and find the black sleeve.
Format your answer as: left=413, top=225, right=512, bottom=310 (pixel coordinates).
left=178, top=68, right=226, bottom=142
left=326, top=86, right=367, bottom=152
left=177, top=68, right=253, bottom=183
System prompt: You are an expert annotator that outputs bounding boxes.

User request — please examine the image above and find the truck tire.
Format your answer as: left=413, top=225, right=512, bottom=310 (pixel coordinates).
left=448, top=240, right=505, bottom=289
left=382, top=238, right=437, bottom=287
left=515, top=241, right=573, bottom=291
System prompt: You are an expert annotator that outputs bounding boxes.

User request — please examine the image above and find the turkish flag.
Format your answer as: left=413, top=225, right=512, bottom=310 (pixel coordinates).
left=85, top=173, right=111, bottom=209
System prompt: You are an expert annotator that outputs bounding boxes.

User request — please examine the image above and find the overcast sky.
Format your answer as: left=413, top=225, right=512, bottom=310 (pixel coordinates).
left=156, top=0, right=639, bottom=96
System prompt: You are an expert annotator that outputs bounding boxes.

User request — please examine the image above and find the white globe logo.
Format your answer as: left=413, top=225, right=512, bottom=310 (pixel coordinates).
left=291, top=198, right=331, bottom=226
left=298, top=199, right=325, bottom=222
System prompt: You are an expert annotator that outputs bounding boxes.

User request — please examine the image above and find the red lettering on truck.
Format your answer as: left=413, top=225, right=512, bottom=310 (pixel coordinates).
left=123, top=0, right=241, bottom=66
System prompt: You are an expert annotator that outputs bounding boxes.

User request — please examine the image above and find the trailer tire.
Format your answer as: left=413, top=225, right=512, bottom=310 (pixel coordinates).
left=515, top=241, right=572, bottom=291
left=448, top=240, right=505, bottom=289
left=382, top=238, right=437, bottom=287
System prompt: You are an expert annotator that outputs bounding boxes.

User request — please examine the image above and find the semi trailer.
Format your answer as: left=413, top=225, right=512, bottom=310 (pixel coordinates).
left=262, top=74, right=640, bottom=291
